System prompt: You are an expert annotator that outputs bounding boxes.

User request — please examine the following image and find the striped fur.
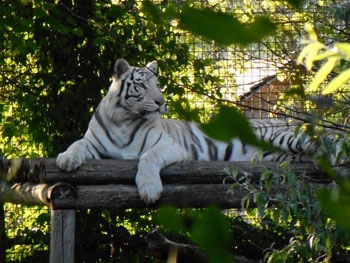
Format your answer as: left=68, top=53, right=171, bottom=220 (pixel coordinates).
left=57, top=59, right=312, bottom=204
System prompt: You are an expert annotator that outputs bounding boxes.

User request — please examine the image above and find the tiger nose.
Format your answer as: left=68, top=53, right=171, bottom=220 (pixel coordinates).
left=155, top=96, right=165, bottom=106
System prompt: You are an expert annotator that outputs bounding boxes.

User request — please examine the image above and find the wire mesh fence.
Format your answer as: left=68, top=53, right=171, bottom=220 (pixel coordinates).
left=168, top=0, right=350, bottom=124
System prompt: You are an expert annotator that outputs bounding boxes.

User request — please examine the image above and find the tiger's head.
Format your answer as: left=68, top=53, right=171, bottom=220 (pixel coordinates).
left=107, top=59, right=167, bottom=119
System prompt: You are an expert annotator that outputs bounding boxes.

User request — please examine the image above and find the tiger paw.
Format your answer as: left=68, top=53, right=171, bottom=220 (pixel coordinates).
left=135, top=172, right=163, bottom=204
left=56, top=151, right=85, bottom=172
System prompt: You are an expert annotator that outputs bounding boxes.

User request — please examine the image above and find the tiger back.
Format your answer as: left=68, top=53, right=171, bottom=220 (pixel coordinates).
left=57, top=59, right=315, bottom=204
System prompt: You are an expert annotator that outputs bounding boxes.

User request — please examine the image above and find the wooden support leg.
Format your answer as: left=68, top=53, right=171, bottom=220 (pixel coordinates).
left=50, top=209, right=75, bottom=263
left=0, top=203, right=6, bottom=263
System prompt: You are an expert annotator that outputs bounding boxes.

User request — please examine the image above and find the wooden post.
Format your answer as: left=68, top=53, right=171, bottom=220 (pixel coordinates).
left=50, top=209, right=75, bottom=263
left=49, top=183, right=77, bottom=263
left=0, top=203, right=6, bottom=263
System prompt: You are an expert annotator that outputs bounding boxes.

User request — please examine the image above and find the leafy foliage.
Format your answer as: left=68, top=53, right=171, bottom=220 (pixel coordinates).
left=317, top=186, right=350, bottom=232
left=296, top=22, right=350, bottom=238
left=297, top=23, right=350, bottom=94
left=201, top=105, right=258, bottom=144
left=5, top=204, right=50, bottom=262
left=1, top=0, right=197, bottom=158
left=225, top=163, right=350, bottom=262
left=156, top=206, right=233, bottom=263
left=74, top=209, right=157, bottom=262
left=154, top=162, right=350, bottom=262
left=143, top=1, right=277, bottom=45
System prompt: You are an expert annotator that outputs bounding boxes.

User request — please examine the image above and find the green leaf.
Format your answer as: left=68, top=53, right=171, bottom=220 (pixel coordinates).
left=336, top=43, right=350, bottom=57
left=317, top=187, right=350, bottom=232
left=312, top=50, right=340, bottom=61
left=297, top=42, right=324, bottom=70
left=142, top=1, right=164, bottom=24
left=179, top=7, right=276, bottom=45
left=155, top=206, right=186, bottom=233
left=304, top=23, right=318, bottom=42
left=322, top=68, right=350, bottom=94
left=241, top=194, right=250, bottom=209
left=72, top=27, right=84, bottom=37
left=287, top=172, right=296, bottom=186
left=246, top=16, right=277, bottom=41
left=283, top=0, right=307, bottom=10
left=284, top=87, right=305, bottom=97
left=201, top=105, right=259, bottom=145
left=254, top=192, right=267, bottom=216
left=156, top=206, right=233, bottom=263
left=307, top=56, right=338, bottom=92
left=191, top=206, right=232, bottom=263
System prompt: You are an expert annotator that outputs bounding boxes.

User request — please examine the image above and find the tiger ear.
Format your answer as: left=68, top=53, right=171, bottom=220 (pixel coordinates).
left=114, top=59, right=130, bottom=78
left=146, top=61, right=158, bottom=74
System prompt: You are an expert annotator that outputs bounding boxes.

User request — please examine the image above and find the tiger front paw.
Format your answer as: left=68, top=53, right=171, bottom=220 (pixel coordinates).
left=56, top=151, right=85, bottom=172
left=135, top=172, right=163, bottom=204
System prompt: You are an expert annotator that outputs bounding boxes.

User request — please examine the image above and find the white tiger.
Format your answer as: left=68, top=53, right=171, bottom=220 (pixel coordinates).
left=56, top=59, right=312, bottom=204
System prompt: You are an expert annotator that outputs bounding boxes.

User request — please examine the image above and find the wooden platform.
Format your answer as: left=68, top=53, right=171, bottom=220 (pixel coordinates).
left=0, top=158, right=338, bottom=263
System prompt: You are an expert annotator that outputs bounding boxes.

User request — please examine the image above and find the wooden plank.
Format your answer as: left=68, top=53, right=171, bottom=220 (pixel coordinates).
left=50, top=209, right=75, bottom=263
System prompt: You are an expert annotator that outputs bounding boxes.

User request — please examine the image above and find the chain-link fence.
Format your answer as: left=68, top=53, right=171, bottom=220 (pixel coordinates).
left=182, top=1, right=348, bottom=123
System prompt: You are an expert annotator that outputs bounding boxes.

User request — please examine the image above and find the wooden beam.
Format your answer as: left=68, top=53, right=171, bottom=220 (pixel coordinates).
left=4, top=158, right=331, bottom=185
left=50, top=183, right=293, bottom=210
left=0, top=158, right=334, bottom=208
left=0, top=181, right=51, bottom=206
left=0, top=180, right=78, bottom=207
